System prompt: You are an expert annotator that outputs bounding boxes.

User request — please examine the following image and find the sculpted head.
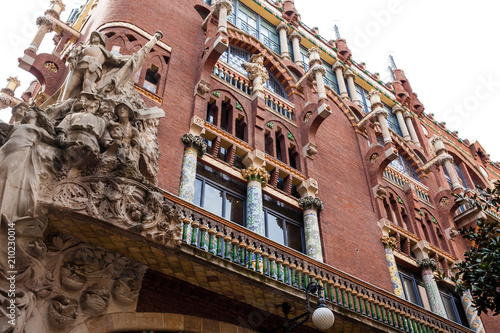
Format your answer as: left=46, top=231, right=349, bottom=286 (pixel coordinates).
left=89, top=31, right=106, bottom=46
left=115, top=103, right=134, bottom=121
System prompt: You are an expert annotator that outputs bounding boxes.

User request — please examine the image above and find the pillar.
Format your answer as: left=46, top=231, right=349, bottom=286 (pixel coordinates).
left=333, top=62, right=348, bottom=99
left=241, top=165, right=269, bottom=236
left=417, top=258, right=447, bottom=317
left=369, top=90, right=391, bottom=144
left=439, top=154, right=463, bottom=191
left=298, top=196, right=324, bottom=261
left=404, top=111, right=420, bottom=146
left=461, top=290, right=486, bottom=333
left=214, top=0, right=233, bottom=34
left=344, top=69, right=359, bottom=105
left=179, top=134, right=207, bottom=202
left=380, top=236, right=404, bottom=298
left=27, top=16, right=54, bottom=53
left=392, top=105, right=411, bottom=141
left=276, top=22, right=290, bottom=59
left=289, top=31, right=302, bottom=68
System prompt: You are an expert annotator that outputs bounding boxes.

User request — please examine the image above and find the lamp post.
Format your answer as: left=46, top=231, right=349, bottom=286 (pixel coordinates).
left=264, top=282, right=335, bottom=332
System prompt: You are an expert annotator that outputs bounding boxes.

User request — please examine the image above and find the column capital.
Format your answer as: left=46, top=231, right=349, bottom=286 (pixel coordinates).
left=438, top=153, right=454, bottom=166
left=373, top=108, right=388, bottom=119
left=276, top=21, right=289, bottom=33
left=343, top=68, right=356, bottom=79
left=332, top=61, right=345, bottom=71
left=298, top=196, right=324, bottom=212
left=181, top=133, right=207, bottom=156
left=309, top=64, right=325, bottom=76
left=392, top=104, right=404, bottom=115
left=242, top=53, right=269, bottom=91
left=417, top=258, right=438, bottom=271
left=403, top=111, right=413, bottom=119
left=368, top=89, right=383, bottom=110
left=430, top=136, right=444, bottom=145
left=381, top=236, right=398, bottom=249
left=289, top=30, right=302, bottom=42
left=36, top=16, right=55, bottom=31
left=213, top=0, right=233, bottom=15
left=241, top=166, right=270, bottom=186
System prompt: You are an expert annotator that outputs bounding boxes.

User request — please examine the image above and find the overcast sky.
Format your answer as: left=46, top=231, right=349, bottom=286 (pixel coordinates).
left=1, top=0, right=499, bottom=161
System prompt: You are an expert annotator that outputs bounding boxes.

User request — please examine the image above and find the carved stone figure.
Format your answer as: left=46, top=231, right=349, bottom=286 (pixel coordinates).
left=63, top=31, right=125, bottom=99
left=80, top=284, right=111, bottom=315
left=0, top=109, right=56, bottom=220
left=11, top=102, right=29, bottom=125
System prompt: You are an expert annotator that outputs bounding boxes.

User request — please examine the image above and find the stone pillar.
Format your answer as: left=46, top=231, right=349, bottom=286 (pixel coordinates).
left=333, top=62, right=348, bottom=99
left=289, top=31, right=302, bottom=68
left=369, top=90, right=391, bottom=144
left=380, top=236, right=404, bottom=298
left=241, top=165, right=269, bottom=236
left=439, top=154, right=463, bottom=191
left=298, top=196, right=324, bottom=261
left=417, top=258, right=447, bottom=317
left=242, top=53, right=269, bottom=99
left=276, top=22, right=290, bottom=59
left=461, top=290, right=486, bottom=333
left=430, top=136, right=446, bottom=155
left=403, top=111, right=420, bottom=146
left=179, top=134, right=207, bottom=202
left=27, top=16, right=55, bottom=53
left=307, top=47, right=327, bottom=101
left=392, top=105, right=411, bottom=141
left=214, top=0, right=233, bottom=34
left=344, top=69, right=359, bottom=105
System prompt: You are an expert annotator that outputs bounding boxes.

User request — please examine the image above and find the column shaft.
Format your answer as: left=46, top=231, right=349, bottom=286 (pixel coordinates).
left=383, top=245, right=404, bottom=298
left=405, top=117, right=420, bottom=145
left=29, top=23, right=51, bottom=53
left=314, top=70, right=327, bottom=101
left=179, top=147, right=198, bottom=202
left=218, top=6, right=228, bottom=33
left=346, top=75, right=359, bottom=104
left=378, top=113, right=392, bottom=144
left=395, top=111, right=411, bottom=140
left=421, top=268, right=447, bottom=317
left=291, top=38, right=302, bottom=67
left=303, top=208, right=323, bottom=261
left=278, top=29, right=290, bottom=59
left=444, top=160, right=462, bottom=190
left=246, top=180, right=265, bottom=235
left=334, top=67, right=348, bottom=98
left=461, top=290, right=485, bottom=333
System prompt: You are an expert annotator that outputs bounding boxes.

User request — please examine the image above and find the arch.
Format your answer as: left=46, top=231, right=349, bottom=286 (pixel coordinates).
left=69, top=312, right=258, bottom=333
left=264, top=119, right=300, bottom=171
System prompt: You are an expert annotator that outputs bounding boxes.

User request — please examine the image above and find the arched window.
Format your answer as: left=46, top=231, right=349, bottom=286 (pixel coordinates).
left=264, top=74, right=287, bottom=99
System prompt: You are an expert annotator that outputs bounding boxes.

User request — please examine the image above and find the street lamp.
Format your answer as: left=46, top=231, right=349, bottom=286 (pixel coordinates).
left=264, top=282, right=335, bottom=332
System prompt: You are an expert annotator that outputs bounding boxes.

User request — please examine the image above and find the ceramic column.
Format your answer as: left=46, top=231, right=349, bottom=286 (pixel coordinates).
left=369, top=90, right=392, bottom=144
left=179, top=133, right=207, bottom=202
left=276, top=22, right=290, bottom=59
left=461, top=290, right=485, bottom=333
left=392, top=105, right=411, bottom=141
left=27, top=16, right=54, bottom=53
left=404, top=111, right=420, bottom=146
left=241, top=166, right=269, bottom=236
left=344, top=69, right=359, bottom=105
left=380, top=236, right=404, bottom=298
left=418, top=258, right=447, bottom=317
left=289, top=31, right=302, bottom=68
left=333, top=62, right=348, bottom=99
left=214, top=0, right=233, bottom=33
left=298, top=196, right=324, bottom=261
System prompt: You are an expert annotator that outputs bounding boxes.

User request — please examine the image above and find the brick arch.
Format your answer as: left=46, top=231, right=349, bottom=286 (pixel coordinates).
left=68, top=312, right=258, bottom=333
left=227, top=27, right=296, bottom=96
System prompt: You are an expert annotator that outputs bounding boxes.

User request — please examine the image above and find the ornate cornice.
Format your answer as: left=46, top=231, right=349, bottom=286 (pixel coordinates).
left=381, top=236, right=398, bottom=249
left=417, top=258, right=438, bottom=271
left=241, top=165, right=270, bottom=186
left=298, top=196, right=324, bottom=212
left=181, top=133, right=207, bottom=157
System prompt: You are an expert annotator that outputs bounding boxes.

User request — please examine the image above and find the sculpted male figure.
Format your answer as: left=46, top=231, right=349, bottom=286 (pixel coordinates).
left=63, top=31, right=124, bottom=99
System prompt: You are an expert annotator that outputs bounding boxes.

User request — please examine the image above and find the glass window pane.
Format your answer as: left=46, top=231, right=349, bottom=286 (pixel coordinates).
left=267, top=212, right=285, bottom=244
left=417, top=284, right=431, bottom=311
left=225, top=193, right=244, bottom=226
left=442, top=294, right=459, bottom=323
left=194, top=178, right=203, bottom=207
left=286, top=223, right=302, bottom=252
left=203, top=183, right=223, bottom=216
left=401, top=276, right=418, bottom=304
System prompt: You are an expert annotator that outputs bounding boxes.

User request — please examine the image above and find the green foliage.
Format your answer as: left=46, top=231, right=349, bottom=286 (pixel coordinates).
left=446, top=181, right=500, bottom=316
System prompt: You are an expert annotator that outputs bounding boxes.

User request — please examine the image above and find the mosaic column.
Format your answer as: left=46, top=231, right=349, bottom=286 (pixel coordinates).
left=276, top=22, right=290, bottom=60
left=380, top=236, right=404, bottom=298
left=418, top=258, right=447, bottom=317
left=298, top=196, right=324, bottom=261
left=461, top=290, right=485, bottom=333
left=241, top=166, right=270, bottom=236
left=213, top=0, right=233, bottom=33
left=179, top=133, right=207, bottom=202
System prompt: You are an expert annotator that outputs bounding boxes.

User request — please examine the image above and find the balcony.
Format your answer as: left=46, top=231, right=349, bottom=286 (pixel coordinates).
left=453, top=191, right=500, bottom=228
left=383, top=166, right=431, bottom=203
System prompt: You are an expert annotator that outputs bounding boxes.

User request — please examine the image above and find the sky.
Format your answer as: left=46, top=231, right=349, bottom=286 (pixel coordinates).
left=0, top=0, right=499, bottom=161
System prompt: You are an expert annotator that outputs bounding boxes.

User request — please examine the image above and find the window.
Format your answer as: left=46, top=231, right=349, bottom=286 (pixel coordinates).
left=398, top=266, right=431, bottom=311
left=439, top=287, right=469, bottom=327
left=264, top=209, right=303, bottom=252
left=111, top=45, right=121, bottom=56
left=355, top=84, right=371, bottom=113
left=264, top=74, right=287, bottom=99
left=390, top=155, right=419, bottom=181
left=384, top=103, right=403, bottom=137
left=323, top=61, right=339, bottom=94
left=299, top=46, right=309, bottom=71
left=143, top=64, right=159, bottom=94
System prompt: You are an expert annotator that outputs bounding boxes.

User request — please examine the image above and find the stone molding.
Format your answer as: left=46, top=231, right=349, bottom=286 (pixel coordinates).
left=182, top=133, right=207, bottom=157
left=373, top=108, right=389, bottom=119
left=36, top=15, right=55, bottom=31
left=298, top=196, right=324, bottom=212
left=276, top=21, right=289, bottom=33
left=309, top=64, right=326, bottom=77
left=343, top=68, right=356, bottom=78
left=332, top=61, right=345, bottom=71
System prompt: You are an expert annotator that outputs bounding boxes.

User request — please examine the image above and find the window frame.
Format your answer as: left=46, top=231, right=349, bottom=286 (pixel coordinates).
left=263, top=206, right=305, bottom=252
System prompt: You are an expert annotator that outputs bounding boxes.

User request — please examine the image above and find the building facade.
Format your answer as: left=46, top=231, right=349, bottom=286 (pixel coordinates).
left=0, top=0, right=499, bottom=332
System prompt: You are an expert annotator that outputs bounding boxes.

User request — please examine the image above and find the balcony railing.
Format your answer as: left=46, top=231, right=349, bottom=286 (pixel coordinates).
left=260, top=34, right=279, bottom=54
left=212, top=62, right=253, bottom=95
left=383, top=166, right=430, bottom=203
left=169, top=193, right=472, bottom=333
left=238, top=19, right=259, bottom=39
left=264, top=91, right=294, bottom=120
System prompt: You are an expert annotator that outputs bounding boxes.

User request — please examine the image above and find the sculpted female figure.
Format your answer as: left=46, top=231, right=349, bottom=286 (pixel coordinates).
left=0, top=108, right=56, bottom=221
